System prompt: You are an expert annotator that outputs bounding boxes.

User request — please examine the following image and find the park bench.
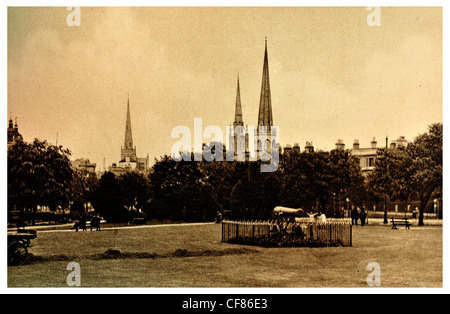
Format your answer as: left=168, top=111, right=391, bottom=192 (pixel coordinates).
left=131, top=217, right=146, bottom=224
left=391, top=217, right=411, bottom=229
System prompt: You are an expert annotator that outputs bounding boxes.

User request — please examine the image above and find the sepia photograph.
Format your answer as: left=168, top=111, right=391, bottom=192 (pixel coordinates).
left=3, top=3, right=445, bottom=294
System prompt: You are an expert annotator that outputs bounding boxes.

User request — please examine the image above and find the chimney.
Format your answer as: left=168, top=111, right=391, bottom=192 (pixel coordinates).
left=371, top=137, right=377, bottom=149
left=284, top=144, right=292, bottom=154
left=335, top=139, right=345, bottom=151
left=305, top=141, right=314, bottom=153
left=353, top=139, right=360, bottom=150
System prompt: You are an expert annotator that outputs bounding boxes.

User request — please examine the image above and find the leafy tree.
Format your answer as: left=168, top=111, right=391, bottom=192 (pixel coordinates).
left=70, top=171, right=98, bottom=213
left=368, top=123, right=442, bottom=225
left=148, top=154, right=219, bottom=221
left=278, top=150, right=364, bottom=216
left=199, top=159, right=237, bottom=214
left=229, top=161, right=281, bottom=220
left=119, top=172, right=150, bottom=212
left=8, top=139, right=73, bottom=225
left=91, top=172, right=127, bottom=222
left=278, top=152, right=315, bottom=209
left=368, top=149, right=415, bottom=203
left=409, top=123, right=443, bottom=165
left=408, top=123, right=442, bottom=224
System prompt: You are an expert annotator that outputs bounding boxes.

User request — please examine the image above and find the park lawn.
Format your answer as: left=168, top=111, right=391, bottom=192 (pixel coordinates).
left=7, top=223, right=442, bottom=288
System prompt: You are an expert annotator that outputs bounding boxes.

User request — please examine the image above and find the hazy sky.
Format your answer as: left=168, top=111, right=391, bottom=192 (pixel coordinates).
left=7, top=7, right=442, bottom=169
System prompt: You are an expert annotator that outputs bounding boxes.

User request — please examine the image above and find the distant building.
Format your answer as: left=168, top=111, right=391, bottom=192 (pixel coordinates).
left=7, top=117, right=23, bottom=147
left=72, top=158, right=97, bottom=175
left=349, top=138, right=378, bottom=175
left=349, top=136, right=409, bottom=176
left=109, top=96, right=149, bottom=175
left=389, top=136, right=408, bottom=150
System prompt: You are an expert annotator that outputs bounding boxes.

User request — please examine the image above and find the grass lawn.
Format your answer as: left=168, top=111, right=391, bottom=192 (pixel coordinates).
left=7, top=222, right=442, bottom=288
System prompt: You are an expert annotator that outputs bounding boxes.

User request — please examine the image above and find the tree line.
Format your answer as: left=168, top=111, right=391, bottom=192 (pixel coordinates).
left=7, top=123, right=442, bottom=226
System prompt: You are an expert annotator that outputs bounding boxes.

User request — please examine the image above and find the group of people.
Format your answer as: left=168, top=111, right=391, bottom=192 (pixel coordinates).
left=269, top=217, right=305, bottom=240
left=351, top=208, right=367, bottom=226
left=71, top=215, right=102, bottom=232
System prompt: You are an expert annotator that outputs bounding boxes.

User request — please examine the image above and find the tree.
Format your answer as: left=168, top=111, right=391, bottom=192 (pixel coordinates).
left=70, top=171, right=98, bottom=214
left=148, top=155, right=219, bottom=221
left=278, top=150, right=365, bottom=216
left=91, top=172, right=127, bottom=222
left=368, top=149, right=414, bottom=203
left=199, top=159, right=237, bottom=214
left=119, top=172, right=150, bottom=212
left=229, top=161, right=281, bottom=220
left=278, top=152, right=315, bottom=209
left=368, top=123, right=442, bottom=225
left=8, top=139, right=74, bottom=225
left=408, top=123, right=442, bottom=224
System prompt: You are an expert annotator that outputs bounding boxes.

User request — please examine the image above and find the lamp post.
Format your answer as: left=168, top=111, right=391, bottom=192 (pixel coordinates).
left=383, top=135, right=388, bottom=224
left=346, top=198, right=350, bottom=219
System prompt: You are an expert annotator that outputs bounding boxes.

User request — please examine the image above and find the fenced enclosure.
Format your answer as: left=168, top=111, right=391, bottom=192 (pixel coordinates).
left=222, top=219, right=352, bottom=247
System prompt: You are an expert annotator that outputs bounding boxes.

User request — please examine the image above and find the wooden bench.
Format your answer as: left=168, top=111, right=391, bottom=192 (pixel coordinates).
left=131, top=217, right=146, bottom=224
left=391, top=217, right=411, bottom=229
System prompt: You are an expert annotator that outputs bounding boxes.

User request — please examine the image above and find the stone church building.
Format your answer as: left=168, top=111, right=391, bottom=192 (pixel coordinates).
left=109, top=96, right=149, bottom=175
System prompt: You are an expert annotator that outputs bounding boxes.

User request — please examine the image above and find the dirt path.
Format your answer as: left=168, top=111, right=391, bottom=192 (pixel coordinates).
left=13, top=222, right=216, bottom=234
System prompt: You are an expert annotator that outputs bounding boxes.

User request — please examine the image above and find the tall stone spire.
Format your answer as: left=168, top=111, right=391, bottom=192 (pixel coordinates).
left=257, top=38, right=273, bottom=129
left=121, top=95, right=137, bottom=162
left=124, top=95, right=133, bottom=150
left=233, top=74, right=244, bottom=127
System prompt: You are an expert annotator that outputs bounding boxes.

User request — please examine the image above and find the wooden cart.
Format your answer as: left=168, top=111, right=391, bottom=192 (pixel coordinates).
left=7, top=229, right=37, bottom=265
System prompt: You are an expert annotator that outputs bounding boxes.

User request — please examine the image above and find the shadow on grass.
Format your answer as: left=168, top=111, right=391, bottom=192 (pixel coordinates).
left=20, top=247, right=260, bottom=265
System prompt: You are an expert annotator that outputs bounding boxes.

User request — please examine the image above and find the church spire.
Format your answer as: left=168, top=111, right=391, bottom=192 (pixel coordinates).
left=121, top=95, right=137, bottom=162
left=124, top=95, right=133, bottom=150
left=233, top=73, right=244, bottom=127
left=257, top=37, right=273, bottom=129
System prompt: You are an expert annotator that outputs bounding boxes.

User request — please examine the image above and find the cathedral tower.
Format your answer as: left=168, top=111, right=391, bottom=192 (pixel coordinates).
left=233, top=74, right=249, bottom=160
left=257, top=38, right=273, bottom=130
left=233, top=74, right=244, bottom=128
left=256, top=38, right=277, bottom=155
left=120, top=96, right=137, bottom=162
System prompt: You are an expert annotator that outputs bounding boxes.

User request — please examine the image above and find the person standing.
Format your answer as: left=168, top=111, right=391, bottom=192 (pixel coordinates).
left=360, top=208, right=367, bottom=227
left=413, top=207, right=419, bottom=220
left=351, top=208, right=359, bottom=226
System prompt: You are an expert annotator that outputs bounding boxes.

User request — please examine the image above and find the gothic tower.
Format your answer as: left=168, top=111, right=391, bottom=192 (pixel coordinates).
left=233, top=74, right=244, bottom=128
left=256, top=38, right=276, bottom=155
left=232, top=74, right=249, bottom=160
left=257, top=38, right=273, bottom=130
left=120, top=96, right=137, bottom=162
left=7, top=116, right=23, bottom=147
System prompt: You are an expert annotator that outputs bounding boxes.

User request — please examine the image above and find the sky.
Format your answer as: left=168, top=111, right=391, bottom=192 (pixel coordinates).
left=7, top=6, right=442, bottom=170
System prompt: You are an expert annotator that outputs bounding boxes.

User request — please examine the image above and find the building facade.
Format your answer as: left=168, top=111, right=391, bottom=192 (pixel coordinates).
left=7, top=117, right=23, bottom=148
left=72, top=158, right=97, bottom=175
left=349, top=138, right=378, bottom=175
left=348, top=136, right=409, bottom=176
